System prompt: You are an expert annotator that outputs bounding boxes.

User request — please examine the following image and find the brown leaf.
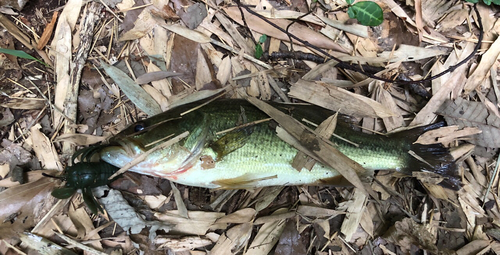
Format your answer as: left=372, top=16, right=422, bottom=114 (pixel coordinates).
left=437, top=98, right=500, bottom=148
left=224, top=7, right=346, bottom=52
left=384, top=218, right=438, bottom=253
left=0, top=177, right=56, bottom=242
left=37, top=11, right=59, bottom=50
left=414, top=126, right=481, bottom=145
left=464, top=36, right=500, bottom=94
left=135, top=71, right=182, bottom=84
left=54, top=133, right=107, bottom=146
left=274, top=219, right=307, bottom=255
left=0, top=97, right=45, bottom=109
left=289, top=79, right=395, bottom=118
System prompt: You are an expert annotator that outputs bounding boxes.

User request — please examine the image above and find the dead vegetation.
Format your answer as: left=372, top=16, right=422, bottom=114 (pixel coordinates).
left=0, top=0, right=500, bottom=254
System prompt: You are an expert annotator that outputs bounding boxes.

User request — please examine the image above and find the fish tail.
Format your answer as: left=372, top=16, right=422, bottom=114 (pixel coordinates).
left=391, top=122, right=461, bottom=190
left=407, top=142, right=460, bottom=190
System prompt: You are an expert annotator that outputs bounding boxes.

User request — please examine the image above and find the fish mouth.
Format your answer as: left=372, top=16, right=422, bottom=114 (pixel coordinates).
left=99, top=139, right=199, bottom=178
left=99, top=145, right=134, bottom=168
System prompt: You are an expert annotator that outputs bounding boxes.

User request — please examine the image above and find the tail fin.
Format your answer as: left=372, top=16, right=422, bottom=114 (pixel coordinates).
left=408, top=143, right=460, bottom=190
left=391, top=122, right=461, bottom=190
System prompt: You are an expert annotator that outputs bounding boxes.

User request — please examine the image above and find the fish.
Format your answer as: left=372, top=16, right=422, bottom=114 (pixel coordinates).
left=91, top=99, right=459, bottom=190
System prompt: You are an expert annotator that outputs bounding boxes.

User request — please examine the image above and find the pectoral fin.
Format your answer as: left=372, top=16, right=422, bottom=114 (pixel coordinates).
left=212, top=174, right=277, bottom=189
left=209, top=129, right=252, bottom=160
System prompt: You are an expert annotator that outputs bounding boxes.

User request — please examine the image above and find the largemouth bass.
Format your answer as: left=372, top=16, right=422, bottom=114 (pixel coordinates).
left=95, top=99, right=458, bottom=189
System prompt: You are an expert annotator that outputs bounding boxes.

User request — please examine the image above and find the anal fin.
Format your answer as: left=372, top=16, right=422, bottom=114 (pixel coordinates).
left=212, top=174, right=277, bottom=189
left=315, top=175, right=355, bottom=186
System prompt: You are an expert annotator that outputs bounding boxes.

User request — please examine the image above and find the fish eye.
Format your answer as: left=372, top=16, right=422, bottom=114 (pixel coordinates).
left=134, top=123, right=145, bottom=132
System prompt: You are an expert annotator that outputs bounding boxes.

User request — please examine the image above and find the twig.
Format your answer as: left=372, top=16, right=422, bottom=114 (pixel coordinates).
left=482, top=153, right=500, bottom=207
left=233, top=0, right=484, bottom=85
left=210, top=39, right=272, bottom=69
left=62, top=2, right=103, bottom=154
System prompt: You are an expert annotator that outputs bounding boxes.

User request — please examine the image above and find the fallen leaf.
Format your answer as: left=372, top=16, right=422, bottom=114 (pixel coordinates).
left=211, top=223, right=252, bottom=255
left=464, top=36, right=500, bottom=94
left=384, top=217, right=438, bottom=253
left=101, top=61, right=162, bottom=116
left=54, top=133, right=107, bottom=146
left=30, top=124, right=63, bottom=171
left=289, top=79, right=395, bottom=118
left=224, top=7, right=346, bottom=52
left=245, top=208, right=287, bottom=255
left=95, top=186, right=172, bottom=240
left=437, top=98, right=500, bottom=148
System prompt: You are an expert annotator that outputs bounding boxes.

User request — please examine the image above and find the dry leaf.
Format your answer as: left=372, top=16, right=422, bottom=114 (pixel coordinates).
left=385, top=218, right=438, bottom=253
left=375, top=85, right=404, bottom=131
left=54, top=133, right=107, bottom=146
left=211, top=223, right=252, bottom=255
left=37, top=11, right=59, bottom=50
left=19, top=232, right=77, bottom=255
left=216, top=208, right=256, bottom=224
left=156, top=236, right=212, bottom=252
left=289, top=79, right=395, bottom=118
left=274, top=218, right=307, bottom=255
left=457, top=184, right=486, bottom=238
left=161, top=23, right=211, bottom=43
left=254, top=186, right=284, bottom=212
left=421, top=0, right=454, bottom=27
left=154, top=210, right=226, bottom=236
left=455, top=240, right=491, bottom=255
left=378, top=44, right=446, bottom=62
left=0, top=177, right=56, bottom=241
left=224, top=7, right=346, bottom=52
left=177, top=2, right=207, bottom=29
left=52, top=18, right=72, bottom=128
left=437, top=8, right=468, bottom=32
left=101, top=61, right=162, bottom=116
left=340, top=189, right=367, bottom=242
left=296, top=205, right=344, bottom=218
left=0, top=97, right=45, bottom=109
left=96, top=187, right=172, bottom=240
left=30, top=124, right=63, bottom=171
left=464, top=36, right=500, bottom=94
left=68, top=207, right=103, bottom=250
left=245, top=208, right=288, bottom=255
left=437, top=98, right=500, bottom=148
left=135, top=71, right=182, bottom=84
left=414, top=126, right=481, bottom=145
left=119, top=10, right=158, bottom=41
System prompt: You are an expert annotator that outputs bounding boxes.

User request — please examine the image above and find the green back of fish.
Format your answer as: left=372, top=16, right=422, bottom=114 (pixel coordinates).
left=112, top=100, right=407, bottom=169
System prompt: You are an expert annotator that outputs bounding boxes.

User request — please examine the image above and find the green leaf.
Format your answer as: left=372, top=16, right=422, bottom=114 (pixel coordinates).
left=0, top=48, right=48, bottom=66
left=469, top=0, right=500, bottom=4
left=255, top=44, right=263, bottom=59
left=346, top=0, right=355, bottom=4
left=347, top=7, right=356, bottom=19
left=101, top=61, right=162, bottom=116
left=258, top=34, right=267, bottom=44
left=350, top=1, right=383, bottom=26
